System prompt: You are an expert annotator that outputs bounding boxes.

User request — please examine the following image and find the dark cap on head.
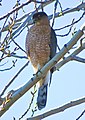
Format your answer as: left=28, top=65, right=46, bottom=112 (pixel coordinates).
left=33, top=12, right=48, bottom=22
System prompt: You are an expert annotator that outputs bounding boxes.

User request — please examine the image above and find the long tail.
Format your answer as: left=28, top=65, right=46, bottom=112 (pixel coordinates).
left=37, top=84, right=48, bottom=110
left=37, top=71, right=51, bottom=110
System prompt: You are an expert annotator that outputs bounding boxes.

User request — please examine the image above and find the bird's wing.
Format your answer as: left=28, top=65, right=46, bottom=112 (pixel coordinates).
left=25, top=31, right=30, bottom=58
left=50, top=27, right=57, bottom=59
left=49, top=27, right=57, bottom=85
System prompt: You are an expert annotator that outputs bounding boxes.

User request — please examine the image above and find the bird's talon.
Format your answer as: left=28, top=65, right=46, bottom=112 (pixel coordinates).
left=5, top=99, right=10, bottom=104
left=33, top=73, right=36, bottom=76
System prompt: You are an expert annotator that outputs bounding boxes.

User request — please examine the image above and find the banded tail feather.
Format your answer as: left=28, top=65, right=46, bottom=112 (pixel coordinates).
left=37, top=71, right=51, bottom=110
left=37, top=84, right=48, bottom=110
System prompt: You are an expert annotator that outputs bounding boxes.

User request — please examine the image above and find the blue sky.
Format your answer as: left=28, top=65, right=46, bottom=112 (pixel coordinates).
left=0, top=0, right=85, bottom=120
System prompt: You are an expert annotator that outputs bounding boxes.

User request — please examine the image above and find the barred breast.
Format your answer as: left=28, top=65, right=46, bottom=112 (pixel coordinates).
left=26, top=24, right=51, bottom=70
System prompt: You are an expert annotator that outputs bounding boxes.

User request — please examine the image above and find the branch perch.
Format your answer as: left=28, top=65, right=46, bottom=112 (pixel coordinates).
left=0, top=23, right=84, bottom=117
left=55, top=39, right=85, bottom=70
left=27, top=97, right=85, bottom=120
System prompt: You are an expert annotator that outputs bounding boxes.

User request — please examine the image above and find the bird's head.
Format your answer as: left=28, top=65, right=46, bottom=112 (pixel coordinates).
left=33, top=12, right=49, bottom=25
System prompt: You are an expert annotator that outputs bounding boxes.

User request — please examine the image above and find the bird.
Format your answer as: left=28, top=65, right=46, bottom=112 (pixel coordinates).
left=25, top=12, right=57, bottom=110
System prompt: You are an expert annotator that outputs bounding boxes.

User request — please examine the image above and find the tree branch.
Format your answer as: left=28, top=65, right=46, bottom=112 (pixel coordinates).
left=0, top=1, right=30, bottom=20
left=7, top=2, right=85, bottom=41
left=76, top=109, right=85, bottom=120
left=0, top=23, right=84, bottom=117
left=0, top=0, right=49, bottom=21
left=73, top=56, right=85, bottom=63
left=27, top=97, right=85, bottom=120
left=1, top=0, right=55, bottom=32
left=55, top=39, right=85, bottom=70
left=1, top=2, right=85, bottom=34
left=0, top=61, right=29, bottom=97
left=55, top=11, right=85, bottom=31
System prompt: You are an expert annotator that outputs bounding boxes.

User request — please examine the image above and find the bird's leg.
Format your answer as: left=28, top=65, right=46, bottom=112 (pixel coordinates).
left=33, top=69, right=42, bottom=77
left=64, top=44, right=70, bottom=54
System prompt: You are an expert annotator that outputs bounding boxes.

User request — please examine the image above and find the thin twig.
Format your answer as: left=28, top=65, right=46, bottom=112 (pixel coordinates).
left=73, top=56, right=85, bottom=63
left=52, top=0, right=58, bottom=27
left=27, top=97, right=85, bottom=120
left=56, top=11, right=85, bottom=37
left=58, top=0, right=63, bottom=11
left=76, top=110, right=85, bottom=120
left=10, top=54, right=28, bottom=59
left=55, top=11, right=85, bottom=31
left=56, top=19, right=74, bottom=37
left=0, top=61, right=8, bottom=67
left=1, top=16, right=9, bottom=32
left=48, top=2, right=85, bottom=21
left=19, top=86, right=37, bottom=120
left=0, top=0, right=47, bottom=20
left=1, top=0, right=55, bottom=32
left=0, top=61, right=29, bottom=96
left=12, top=38, right=26, bottom=54
left=0, top=59, right=17, bottom=72
left=0, top=54, right=9, bottom=62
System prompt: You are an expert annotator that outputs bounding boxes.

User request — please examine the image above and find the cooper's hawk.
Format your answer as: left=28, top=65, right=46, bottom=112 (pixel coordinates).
left=25, top=12, right=57, bottom=110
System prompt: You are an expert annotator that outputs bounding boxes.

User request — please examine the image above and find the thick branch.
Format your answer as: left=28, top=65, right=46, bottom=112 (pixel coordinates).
left=55, top=40, right=85, bottom=70
left=0, top=23, right=84, bottom=117
left=27, top=97, right=85, bottom=120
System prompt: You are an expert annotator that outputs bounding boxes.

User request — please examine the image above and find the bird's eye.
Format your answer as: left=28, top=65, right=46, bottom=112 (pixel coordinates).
left=38, top=15, right=41, bottom=18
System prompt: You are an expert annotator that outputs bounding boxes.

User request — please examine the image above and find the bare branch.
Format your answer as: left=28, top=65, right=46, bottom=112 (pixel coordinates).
left=73, top=56, right=85, bottom=63
left=1, top=16, right=9, bottom=32
left=0, top=61, right=8, bottom=67
left=1, top=0, right=55, bottom=32
left=12, top=38, right=26, bottom=54
left=56, top=19, right=74, bottom=37
left=27, top=97, right=85, bottom=120
left=0, top=52, right=27, bottom=61
left=55, top=39, right=85, bottom=70
left=1, top=2, right=85, bottom=35
left=19, top=85, right=37, bottom=120
left=9, top=2, right=85, bottom=40
left=0, top=61, right=29, bottom=97
left=48, top=2, right=85, bottom=20
left=55, top=11, right=85, bottom=31
left=10, top=55, right=28, bottom=59
left=55, top=55, right=85, bottom=71
left=7, top=0, right=55, bottom=40
left=52, top=0, right=58, bottom=27
left=0, top=59, right=17, bottom=72
left=0, top=23, right=84, bottom=117
left=0, top=0, right=48, bottom=21
left=76, top=110, right=85, bottom=120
